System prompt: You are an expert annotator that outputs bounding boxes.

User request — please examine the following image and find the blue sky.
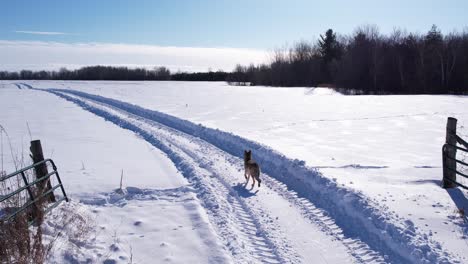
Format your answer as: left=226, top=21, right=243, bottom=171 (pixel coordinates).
left=2, top=0, right=467, bottom=48
left=1, top=0, right=467, bottom=71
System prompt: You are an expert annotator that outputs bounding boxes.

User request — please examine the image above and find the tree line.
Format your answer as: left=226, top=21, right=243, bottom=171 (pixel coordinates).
left=227, top=25, right=468, bottom=94
left=0, top=66, right=228, bottom=82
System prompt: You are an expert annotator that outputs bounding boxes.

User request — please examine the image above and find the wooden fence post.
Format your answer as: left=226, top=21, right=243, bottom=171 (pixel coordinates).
left=30, top=140, right=56, bottom=202
left=443, top=117, right=457, bottom=188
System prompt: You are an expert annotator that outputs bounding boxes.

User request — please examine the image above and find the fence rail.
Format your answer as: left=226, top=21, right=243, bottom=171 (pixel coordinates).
left=0, top=158, right=68, bottom=225
left=442, top=117, right=468, bottom=189
left=443, top=144, right=468, bottom=189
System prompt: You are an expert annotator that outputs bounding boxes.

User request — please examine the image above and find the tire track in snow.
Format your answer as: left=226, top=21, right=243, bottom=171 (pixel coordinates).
left=45, top=90, right=368, bottom=263
left=49, top=91, right=287, bottom=263
left=29, top=86, right=461, bottom=264
left=46, top=90, right=377, bottom=263
left=259, top=175, right=385, bottom=263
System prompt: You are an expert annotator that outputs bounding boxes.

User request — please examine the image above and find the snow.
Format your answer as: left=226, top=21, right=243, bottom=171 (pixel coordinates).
left=0, top=83, right=230, bottom=263
left=1, top=80, right=468, bottom=263
left=47, top=88, right=359, bottom=263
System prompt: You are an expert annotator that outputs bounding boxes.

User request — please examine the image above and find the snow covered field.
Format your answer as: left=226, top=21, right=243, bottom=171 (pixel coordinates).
left=1, top=80, right=468, bottom=263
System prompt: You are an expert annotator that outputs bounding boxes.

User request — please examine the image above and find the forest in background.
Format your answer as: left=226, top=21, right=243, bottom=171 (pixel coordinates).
left=228, top=25, right=468, bottom=94
left=1, top=25, right=467, bottom=94
left=0, top=66, right=227, bottom=82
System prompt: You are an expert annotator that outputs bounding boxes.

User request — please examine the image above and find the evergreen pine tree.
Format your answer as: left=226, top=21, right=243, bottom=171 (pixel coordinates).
left=318, top=29, right=340, bottom=63
left=318, top=29, right=341, bottom=83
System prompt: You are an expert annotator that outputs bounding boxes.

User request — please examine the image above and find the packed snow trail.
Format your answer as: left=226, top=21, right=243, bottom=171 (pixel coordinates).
left=45, top=90, right=362, bottom=263
left=23, top=84, right=460, bottom=263
left=44, top=89, right=376, bottom=263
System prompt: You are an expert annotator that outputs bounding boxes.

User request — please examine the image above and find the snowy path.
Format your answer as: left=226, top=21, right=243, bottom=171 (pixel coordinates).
left=45, top=89, right=376, bottom=263
left=20, top=84, right=461, bottom=263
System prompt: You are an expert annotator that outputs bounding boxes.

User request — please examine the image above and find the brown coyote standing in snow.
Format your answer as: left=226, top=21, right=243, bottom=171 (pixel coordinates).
left=244, top=150, right=261, bottom=188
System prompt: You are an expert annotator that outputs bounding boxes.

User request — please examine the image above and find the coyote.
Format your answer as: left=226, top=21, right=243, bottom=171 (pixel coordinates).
left=244, top=150, right=261, bottom=188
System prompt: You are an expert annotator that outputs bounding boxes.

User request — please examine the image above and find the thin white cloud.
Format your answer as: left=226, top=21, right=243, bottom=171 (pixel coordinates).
left=0, top=40, right=268, bottom=72
left=15, top=30, right=69, bottom=35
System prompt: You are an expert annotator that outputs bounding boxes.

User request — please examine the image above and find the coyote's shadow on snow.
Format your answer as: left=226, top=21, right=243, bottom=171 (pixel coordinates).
left=232, top=183, right=258, bottom=198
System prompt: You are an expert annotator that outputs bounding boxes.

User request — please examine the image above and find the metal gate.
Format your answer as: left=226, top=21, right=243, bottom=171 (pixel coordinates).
left=0, top=159, right=68, bottom=225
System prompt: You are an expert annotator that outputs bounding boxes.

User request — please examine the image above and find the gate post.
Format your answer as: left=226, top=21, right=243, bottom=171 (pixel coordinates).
left=443, top=117, right=457, bottom=188
left=30, top=140, right=56, bottom=202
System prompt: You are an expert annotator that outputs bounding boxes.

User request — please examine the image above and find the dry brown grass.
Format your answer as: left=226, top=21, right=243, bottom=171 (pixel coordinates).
left=1, top=167, right=94, bottom=263
left=0, top=172, right=47, bottom=264
left=0, top=127, right=93, bottom=263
